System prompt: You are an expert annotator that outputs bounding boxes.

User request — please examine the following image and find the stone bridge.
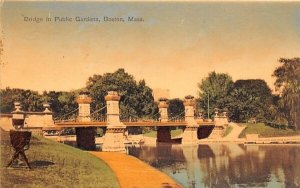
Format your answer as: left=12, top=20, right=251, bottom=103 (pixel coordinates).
left=5, top=91, right=229, bottom=152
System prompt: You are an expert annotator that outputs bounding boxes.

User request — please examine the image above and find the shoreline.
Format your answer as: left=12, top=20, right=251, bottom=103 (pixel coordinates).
left=198, top=135, right=300, bottom=144
left=90, top=151, right=182, bottom=188
left=46, top=134, right=300, bottom=145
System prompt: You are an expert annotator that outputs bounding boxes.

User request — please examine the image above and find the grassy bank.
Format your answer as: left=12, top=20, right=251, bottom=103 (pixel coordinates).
left=144, top=129, right=183, bottom=138
left=239, top=123, right=300, bottom=138
left=0, top=129, right=119, bottom=188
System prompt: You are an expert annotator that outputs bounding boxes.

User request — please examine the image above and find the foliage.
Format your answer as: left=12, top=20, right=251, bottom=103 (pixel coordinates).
left=197, top=71, right=234, bottom=118
left=86, top=68, right=158, bottom=120
left=43, top=90, right=79, bottom=119
left=0, top=88, right=44, bottom=113
left=273, top=58, right=300, bottom=130
left=227, top=79, right=273, bottom=122
left=238, top=123, right=300, bottom=138
left=0, top=88, right=79, bottom=119
left=168, top=98, right=185, bottom=119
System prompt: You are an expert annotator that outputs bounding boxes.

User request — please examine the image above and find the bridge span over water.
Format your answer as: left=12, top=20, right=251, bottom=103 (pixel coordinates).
left=54, top=120, right=215, bottom=127
left=9, top=91, right=228, bottom=152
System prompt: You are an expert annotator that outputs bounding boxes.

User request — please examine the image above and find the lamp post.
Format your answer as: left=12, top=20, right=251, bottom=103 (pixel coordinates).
left=207, top=92, right=210, bottom=119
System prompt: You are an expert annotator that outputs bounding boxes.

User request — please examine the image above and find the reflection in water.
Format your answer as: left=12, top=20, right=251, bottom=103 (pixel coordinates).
left=127, top=144, right=300, bottom=188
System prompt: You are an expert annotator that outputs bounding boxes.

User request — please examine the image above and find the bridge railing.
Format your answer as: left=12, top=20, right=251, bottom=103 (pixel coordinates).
left=168, top=117, right=185, bottom=122
left=91, top=114, right=107, bottom=122
left=53, top=113, right=79, bottom=123
left=120, top=116, right=160, bottom=122
left=53, top=108, right=79, bottom=123
left=54, top=117, right=78, bottom=123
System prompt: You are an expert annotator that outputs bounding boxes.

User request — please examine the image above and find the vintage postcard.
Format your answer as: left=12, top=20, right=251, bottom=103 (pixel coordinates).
left=1, top=1, right=300, bottom=188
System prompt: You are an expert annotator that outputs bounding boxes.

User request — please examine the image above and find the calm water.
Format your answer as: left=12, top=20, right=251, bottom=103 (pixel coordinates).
left=126, top=143, right=300, bottom=188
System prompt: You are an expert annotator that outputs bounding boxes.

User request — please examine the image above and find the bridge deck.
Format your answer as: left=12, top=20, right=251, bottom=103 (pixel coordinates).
left=44, top=120, right=215, bottom=130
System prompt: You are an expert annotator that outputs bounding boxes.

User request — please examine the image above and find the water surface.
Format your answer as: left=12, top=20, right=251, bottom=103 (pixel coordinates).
left=127, top=143, right=300, bottom=188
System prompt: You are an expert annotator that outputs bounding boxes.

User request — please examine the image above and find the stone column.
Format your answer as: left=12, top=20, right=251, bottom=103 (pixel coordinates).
left=157, top=98, right=171, bottom=142
left=42, top=103, right=54, bottom=126
left=182, top=95, right=199, bottom=145
left=208, top=109, right=225, bottom=139
left=221, top=111, right=229, bottom=126
left=75, top=92, right=96, bottom=150
left=12, top=102, right=25, bottom=129
left=76, top=92, right=92, bottom=122
left=213, top=108, right=221, bottom=126
left=158, top=98, right=168, bottom=122
left=102, top=91, right=126, bottom=152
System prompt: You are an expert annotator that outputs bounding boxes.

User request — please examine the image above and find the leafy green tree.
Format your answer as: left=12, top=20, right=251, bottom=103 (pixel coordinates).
left=42, top=91, right=78, bottom=119
left=167, top=98, right=185, bottom=120
left=0, top=88, right=43, bottom=113
left=86, top=68, right=158, bottom=120
left=228, top=79, right=273, bottom=122
left=198, top=71, right=234, bottom=118
left=273, top=58, right=300, bottom=130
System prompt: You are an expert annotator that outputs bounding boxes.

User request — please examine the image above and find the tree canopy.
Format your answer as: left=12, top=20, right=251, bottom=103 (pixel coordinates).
left=227, top=79, right=273, bottom=122
left=273, top=58, right=300, bottom=129
left=167, top=98, right=185, bottom=120
left=197, top=72, right=276, bottom=123
left=86, top=68, right=158, bottom=120
left=0, top=88, right=43, bottom=113
left=197, top=71, right=234, bottom=118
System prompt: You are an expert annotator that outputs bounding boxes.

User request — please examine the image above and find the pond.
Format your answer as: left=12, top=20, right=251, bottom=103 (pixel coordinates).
left=126, top=143, right=300, bottom=188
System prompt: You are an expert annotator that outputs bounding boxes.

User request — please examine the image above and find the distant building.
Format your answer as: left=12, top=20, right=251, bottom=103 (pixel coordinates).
left=153, top=88, right=170, bottom=101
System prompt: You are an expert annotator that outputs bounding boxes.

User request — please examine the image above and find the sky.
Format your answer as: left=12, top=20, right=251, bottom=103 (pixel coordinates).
left=1, top=1, right=300, bottom=98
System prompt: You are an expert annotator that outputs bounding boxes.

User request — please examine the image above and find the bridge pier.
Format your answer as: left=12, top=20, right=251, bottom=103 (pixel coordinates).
left=157, top=127, right=171, bottom=142
left=75, top=92, right=96, bottom=150
left=102, top=91, right=126, bottom=152
left=76, top=127, right=96, bottom=150
left=156, top=98, right=172, bottom=142
left=182, top=95, right=199, bottom=145
left=208, top=110, right=228, bottom=139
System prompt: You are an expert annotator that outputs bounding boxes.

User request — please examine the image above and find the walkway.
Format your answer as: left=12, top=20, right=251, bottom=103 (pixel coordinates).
left=199, top=122, right=246, bottom=143
left=90, top=152, right=182, bottom=188
left=224, top=122, right=246, bottom=139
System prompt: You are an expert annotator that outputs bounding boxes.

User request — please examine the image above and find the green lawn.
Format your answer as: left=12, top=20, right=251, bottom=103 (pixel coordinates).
left=239, top=123, right=300, bottom=138
left=144, top=129, right=183, bottom=138
left=1, top=129, right=119, bottom=188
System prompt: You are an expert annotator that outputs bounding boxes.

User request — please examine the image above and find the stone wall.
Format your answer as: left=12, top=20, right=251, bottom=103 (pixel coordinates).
left=24, top=112, right=54, bottom=128
left=0, top=114, right=14, bottom=131
left=208, top=126, right=225, bottom=139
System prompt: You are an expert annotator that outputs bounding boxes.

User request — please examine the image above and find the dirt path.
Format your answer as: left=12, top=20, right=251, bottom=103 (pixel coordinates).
left=90, top=152, right=182, bottom=188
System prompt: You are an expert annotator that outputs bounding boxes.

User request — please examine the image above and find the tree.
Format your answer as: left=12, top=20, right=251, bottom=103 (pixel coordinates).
left=168, top=98, right=185, bottom=120
left=86, top=68, right=158, bottom=120
left=198, top=71, right=234, bottom=118
left=42, top=91, right=79, bottom=119
left=228, top=79, right=273, bottom=122
left=273, top=58, right=300, bottom=130
left=0, top=88, right=44, bottom=113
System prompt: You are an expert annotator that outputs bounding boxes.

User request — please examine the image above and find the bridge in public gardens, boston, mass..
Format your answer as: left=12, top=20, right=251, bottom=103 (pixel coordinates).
left=8, top=91, right=229, bottom=152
